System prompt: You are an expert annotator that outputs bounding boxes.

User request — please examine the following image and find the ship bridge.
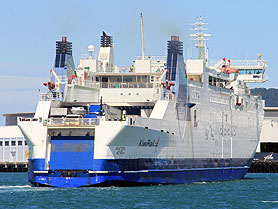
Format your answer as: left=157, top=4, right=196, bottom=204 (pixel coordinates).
left=209, top=58, right=268, bottom=83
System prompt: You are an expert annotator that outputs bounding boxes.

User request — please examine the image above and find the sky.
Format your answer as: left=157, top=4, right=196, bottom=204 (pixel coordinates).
left=0, top=0, right=278, bottom=125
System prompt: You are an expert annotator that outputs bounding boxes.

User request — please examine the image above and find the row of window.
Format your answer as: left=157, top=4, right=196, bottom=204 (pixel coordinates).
left=96, top=75, right=154, bottom=83
left=0, top=141, right=27, bottom=146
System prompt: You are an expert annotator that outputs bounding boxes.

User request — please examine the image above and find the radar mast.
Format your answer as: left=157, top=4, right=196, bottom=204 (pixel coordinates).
left=190, top=16, right=211, bottom=60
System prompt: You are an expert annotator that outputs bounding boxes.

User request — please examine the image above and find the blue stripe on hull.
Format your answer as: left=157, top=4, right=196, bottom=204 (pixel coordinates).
left=28, top=157, right=252, bottom=173
left=92, top=158, right=253, bottom=171
left=29, top=167, right=249, bottom=187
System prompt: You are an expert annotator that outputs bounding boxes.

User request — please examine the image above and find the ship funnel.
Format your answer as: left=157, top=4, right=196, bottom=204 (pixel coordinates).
left=56, top=36, right=72, bottom=57
left=52, top=37, right=76, bottom=101
left=100, top=31, right=113, bottom=47
left=162, top=35, right=187, bottom=108
left=166, top=36, right=183, bottom=81
left=99, top=31, right=114, bottom=71
left=54, top=36, right=74, bottom=68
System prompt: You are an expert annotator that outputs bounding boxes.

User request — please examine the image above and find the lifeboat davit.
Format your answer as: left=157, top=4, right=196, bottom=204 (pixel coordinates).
left=220, top=59, right=239, bottom=74
left=161, top=79, right=175, bottom=90
left=43, top=81, right=55, bottom=90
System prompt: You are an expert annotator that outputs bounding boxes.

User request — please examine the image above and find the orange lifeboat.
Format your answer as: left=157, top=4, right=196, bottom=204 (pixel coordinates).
left=43, top=81, right=55, bottom=90
left=220, top=59, right=239, bottom=74
left=161, top=79, right=175, bottom=90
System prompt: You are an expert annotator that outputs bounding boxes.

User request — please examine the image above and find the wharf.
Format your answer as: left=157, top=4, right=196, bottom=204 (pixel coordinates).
left=248, top=152, right=278, bottom=173
left=2, top=153, right=277, bottom=173
left=0, top=163, right=28, bottom=172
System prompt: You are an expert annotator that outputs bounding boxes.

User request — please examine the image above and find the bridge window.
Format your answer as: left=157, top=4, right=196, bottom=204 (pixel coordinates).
left=142, top=76, right=148, bottom=82
left=123, top=76, right=136, bottom=82
left=101, top=77, right=108, bottom=82
left=209, top=76, right=212, bottom=85
left=109, top=76, right=122, bottom=82
left=238, top=69, right=263, bottom=75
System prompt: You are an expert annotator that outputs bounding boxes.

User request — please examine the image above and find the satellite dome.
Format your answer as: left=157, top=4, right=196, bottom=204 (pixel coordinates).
left=88, top=45, right=94, bottom=53
left=78, top=64, right=83, bottom=70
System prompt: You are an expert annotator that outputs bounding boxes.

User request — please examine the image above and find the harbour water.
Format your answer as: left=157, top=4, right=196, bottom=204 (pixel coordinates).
left=1, top=173, right=278, bottom=209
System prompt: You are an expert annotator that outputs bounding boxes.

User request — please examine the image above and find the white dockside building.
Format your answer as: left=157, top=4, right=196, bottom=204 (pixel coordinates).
left=257, top=107, right=278, bottom=153
left=0, top=112, right=33, bottom=171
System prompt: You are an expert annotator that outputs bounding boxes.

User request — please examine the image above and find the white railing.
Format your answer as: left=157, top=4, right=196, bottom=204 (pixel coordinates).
left=39, top=93, right=53, bottom=101
left=116, top=66, right=131, bottom=73
left=64, top=93, right=99, bottom=102
left=100, top=82, right=154, bottom=89
left=82, top=80, right=99, bottom=88
left=230, top=60, right=265, bottom=67
left=44, top=118, right=99, bottom=127
left=39, top=92, right=61, bottom=101
left=237, top=73, right=269, bottom=83
left=208, top=59, right=265, bottom=67
left=134, top=56, right=166, bottom=61
left=98, top=66, right=131, bottom=73
left=80, top=54, right=97, bottom=60
left=161, top=92, right=176, bottom=101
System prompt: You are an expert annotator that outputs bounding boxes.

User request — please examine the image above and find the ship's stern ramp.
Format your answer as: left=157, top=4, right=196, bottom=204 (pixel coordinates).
left=34, top=118, right=98, bottom=187
left=49, top=136, right=94, bottom=170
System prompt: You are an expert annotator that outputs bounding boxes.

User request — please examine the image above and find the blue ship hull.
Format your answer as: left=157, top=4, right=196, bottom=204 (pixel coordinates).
left=28, top=157, right=251, bottom=187
left=28, top=167, right=249, bottom=187
left=27, top=137, right=253, bottom=187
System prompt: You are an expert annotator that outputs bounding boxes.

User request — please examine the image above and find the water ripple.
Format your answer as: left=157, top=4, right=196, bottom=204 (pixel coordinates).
left=1, top=173, right=278, bottom=208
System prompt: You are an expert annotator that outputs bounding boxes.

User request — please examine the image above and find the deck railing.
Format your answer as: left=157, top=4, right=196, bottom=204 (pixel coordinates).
left=229, top=60, right=265, bottom=67
left=39, top=93, right=53, bottom=101
left=98, top=66, right=131, bottom=73
left=80, top=54, right=97, bottom=60
left=161, top=92, right=176, bottom=101
left=39, top=92, right=61, bottom=101
left=134, top=56, right=166, bottom=61
left=100, top=82, right=154, bottom=88
left=44, top=118, right=99, bottom=127
left=208, top=59, right=266, bottom=67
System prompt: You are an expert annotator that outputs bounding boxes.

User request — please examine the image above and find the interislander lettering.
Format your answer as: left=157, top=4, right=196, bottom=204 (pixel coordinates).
left=138, top=138, right=159, bottom=147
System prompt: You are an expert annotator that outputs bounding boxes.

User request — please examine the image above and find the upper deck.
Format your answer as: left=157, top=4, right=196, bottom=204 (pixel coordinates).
left=43, top=117, right=99, bottom=128
left=208, top=58, right=268, bottom=83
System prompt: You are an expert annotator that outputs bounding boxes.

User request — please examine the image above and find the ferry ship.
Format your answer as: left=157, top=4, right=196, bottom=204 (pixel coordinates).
left=18, top=16, right=267, bottom=187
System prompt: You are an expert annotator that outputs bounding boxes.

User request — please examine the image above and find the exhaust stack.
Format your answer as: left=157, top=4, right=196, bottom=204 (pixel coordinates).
left=98, top=31, right=114, bottom=72
left=166, top=36, right=183, bottom=81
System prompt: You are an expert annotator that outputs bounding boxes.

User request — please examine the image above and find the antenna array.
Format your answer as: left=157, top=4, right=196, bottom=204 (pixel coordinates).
left=189, top=16, right=211, bottom=59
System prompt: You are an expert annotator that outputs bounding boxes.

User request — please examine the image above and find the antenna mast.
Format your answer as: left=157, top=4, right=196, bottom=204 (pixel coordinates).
left=140, top=13, right=145, bottom=60
left=190, top=16, right=211, bottom=59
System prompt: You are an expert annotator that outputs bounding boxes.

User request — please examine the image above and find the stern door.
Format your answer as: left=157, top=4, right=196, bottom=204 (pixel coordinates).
left=49, top=136, right=94, bottom=170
